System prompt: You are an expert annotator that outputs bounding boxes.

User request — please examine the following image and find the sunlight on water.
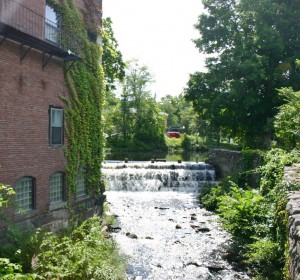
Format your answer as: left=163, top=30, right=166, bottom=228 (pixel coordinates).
left=104, top=162, right=251, bottom=280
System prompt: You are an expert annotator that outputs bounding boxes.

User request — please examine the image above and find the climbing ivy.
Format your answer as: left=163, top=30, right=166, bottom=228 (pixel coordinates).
left=48, top=0, right=105, bottom=199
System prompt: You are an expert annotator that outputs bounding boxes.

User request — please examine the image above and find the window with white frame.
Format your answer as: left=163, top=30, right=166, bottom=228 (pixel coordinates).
left=76, top=169, right=87, bottom=197
left=50, top=107, right=64, bottom=146
left=15, top=177, right=34, bottom=213
left=50, top=172, right=64, bottom=204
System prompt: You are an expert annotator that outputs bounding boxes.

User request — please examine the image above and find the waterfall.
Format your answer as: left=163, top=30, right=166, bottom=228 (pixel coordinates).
left=103, top=161, right=250, bottom=279
left=102, top=161, right=216, bottom=192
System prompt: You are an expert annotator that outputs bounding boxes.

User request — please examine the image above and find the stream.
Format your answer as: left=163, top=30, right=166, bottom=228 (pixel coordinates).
left=103, top=161, right=250, bottom=280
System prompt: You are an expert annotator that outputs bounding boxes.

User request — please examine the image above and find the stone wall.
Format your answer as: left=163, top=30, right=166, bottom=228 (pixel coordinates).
left=285, top=165, right=300, bottom=280
left=207, top=149, right=261, bottom=187
left=207, top=149, right=243, bottom=179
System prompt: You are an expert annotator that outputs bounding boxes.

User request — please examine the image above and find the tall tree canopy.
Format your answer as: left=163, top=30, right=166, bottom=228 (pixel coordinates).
left=102, top=17, right=125, bottom=91
left=185, top=0, right=300, bottom=148
left=107, top=60, right=166, bottom=150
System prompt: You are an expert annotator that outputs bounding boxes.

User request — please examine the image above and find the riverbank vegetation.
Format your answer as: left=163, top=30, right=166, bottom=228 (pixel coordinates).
left=192, top=1, right=300, bottom=279
left=200, top=149, right=299, bottom=279
left=1, top=0, right=300, bottom=279
left=0, top=183, right=125, bottom=279
left=0, top=206, right=126, bottom=279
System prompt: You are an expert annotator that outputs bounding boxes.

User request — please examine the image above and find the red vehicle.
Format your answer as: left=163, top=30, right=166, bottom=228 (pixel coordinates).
left=166, top=131, right=181, bottom=138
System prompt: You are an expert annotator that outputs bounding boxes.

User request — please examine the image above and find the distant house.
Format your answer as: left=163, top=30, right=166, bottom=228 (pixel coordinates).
left=0, top=0, right=102, bottom=235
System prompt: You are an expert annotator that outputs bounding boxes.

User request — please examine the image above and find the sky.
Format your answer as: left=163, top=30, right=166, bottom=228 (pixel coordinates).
left=102, top=0, right=206, bottom=100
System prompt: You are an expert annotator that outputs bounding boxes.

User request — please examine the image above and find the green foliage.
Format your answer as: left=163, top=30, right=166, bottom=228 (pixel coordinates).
left=0, top=258, right=36, bottom=279
left=0, top=226, right=36, bottom=273
left=48, top=0, right=106, bottom=196
left=102, top=17, right=125, bottom=91
left=159, top=93, right=207, bottom=136
left=164, top=135, right=183, bottom=152
left=199, top=177, right=233, bottom=211
left=218, top=185, right=266, bottom=242
left=185, top=0, right=300, bottom=148
left=33, top=216, right=126, bottom=280
left=181, top=134, right=206, bottom=151
left=201, top=148, right=298, bottom=279
left=0, top=258, right=22, bottom=277
left=0, top=183, right=15, bottom=220
left=258, top=148, right=298, bottom=195
left=107, top=60, right=167, bottom=151
left=0, top=217, right=126, bottom=279
left=245, top=238, right=283, bottom=280
left=274, top=87, right=300, bottom=150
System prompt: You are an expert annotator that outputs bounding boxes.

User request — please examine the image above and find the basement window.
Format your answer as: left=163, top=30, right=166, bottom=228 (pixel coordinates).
left=15, top=176, right=35, bottom=213
left=50, top=172, right=65, bottom=204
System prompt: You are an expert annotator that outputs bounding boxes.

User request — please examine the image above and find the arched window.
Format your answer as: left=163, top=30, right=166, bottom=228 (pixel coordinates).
left=15, top=176, right=35, bottom=213
left=50, top=172, right=64, bottom=204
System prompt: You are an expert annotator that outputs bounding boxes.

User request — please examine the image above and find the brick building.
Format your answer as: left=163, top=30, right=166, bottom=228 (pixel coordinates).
left=0, top=0, right=102, bottom=233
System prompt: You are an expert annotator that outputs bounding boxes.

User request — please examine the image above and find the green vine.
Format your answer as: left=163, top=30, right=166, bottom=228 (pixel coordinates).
left=48, top=0, right=105, bottom=200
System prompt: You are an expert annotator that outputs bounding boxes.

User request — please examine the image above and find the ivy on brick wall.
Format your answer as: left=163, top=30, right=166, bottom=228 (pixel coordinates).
left=48, top=0, right=105, bottom=200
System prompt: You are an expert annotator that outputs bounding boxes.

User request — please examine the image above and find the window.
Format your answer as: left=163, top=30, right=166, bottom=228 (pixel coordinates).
left=76, top=169, right=87, bottom=197
left=87, top=31, right=97, bottom=43
left=50, top=107, right=64, bottom=146
left=45, top=4, right=60, bottom=45
left=50, top=172, right=64, bottom=204
left=15, top=177, right=34, bottom=213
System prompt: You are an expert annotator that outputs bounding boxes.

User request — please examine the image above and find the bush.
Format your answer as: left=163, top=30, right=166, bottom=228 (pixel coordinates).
left=217, top=185, right=267, bottom=243
left=0, top=216, right=126, bottom=280
left=0, top=258, right=36, bottom=279
left=199, top=177, right=233, bottom=211
left=165, top=135, right=183, bottom=151
left=245, top=238, right=283, bottom=280
left=33, top=216, right=126, bottom=280
left=200, top=148, right=299, bottom=279
left=181, top=134, right=206, bottom=151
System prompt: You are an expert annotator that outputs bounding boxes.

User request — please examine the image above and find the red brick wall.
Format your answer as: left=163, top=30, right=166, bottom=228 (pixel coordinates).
left=0, top=0, right=46, bottom=40
left=0, top=38, right=67, bottom=224
left=0, top=0, right=102, bottom=230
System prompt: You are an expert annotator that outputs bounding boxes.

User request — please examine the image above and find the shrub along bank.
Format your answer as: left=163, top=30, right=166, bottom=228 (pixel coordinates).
left=200, top=148, right=299, bottom=279
left=0, top=205, right=126, bottom=279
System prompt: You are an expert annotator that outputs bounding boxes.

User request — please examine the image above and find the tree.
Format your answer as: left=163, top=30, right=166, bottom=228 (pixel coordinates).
left=159, top=95, right=180, bottom=127
left=102, top=17, right=125, bottom=91
left=275, top=88, right=300, bottom=149
left=101, top=17, right=125, bottom=138
left=185, top=0, right=300, bottom=148
left=110, top=60, right=166, bottom=150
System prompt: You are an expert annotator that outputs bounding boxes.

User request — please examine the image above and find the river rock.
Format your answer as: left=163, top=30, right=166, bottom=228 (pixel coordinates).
left=100, top=226, right=110, bottom=238
left=109, top=225, right=122, bottom=233
left=126, top=232, right=138, bottom=239
left=145, top=236, right=153, bottom=240
left=207, top=262, right=225, bottom=273
left=186, top=261, right=201, bottom=267
left=196, top=227, right=210, bottom=233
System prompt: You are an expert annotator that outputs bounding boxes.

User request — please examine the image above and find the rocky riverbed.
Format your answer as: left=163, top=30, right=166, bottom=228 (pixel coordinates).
left=106, top=191, right=250, bottom=280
